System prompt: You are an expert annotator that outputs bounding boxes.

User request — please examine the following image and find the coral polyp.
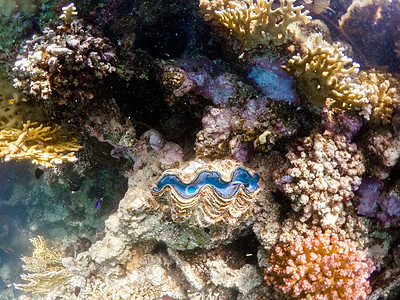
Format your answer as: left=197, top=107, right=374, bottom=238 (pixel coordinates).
left=152, top=160, right=260, bottom=226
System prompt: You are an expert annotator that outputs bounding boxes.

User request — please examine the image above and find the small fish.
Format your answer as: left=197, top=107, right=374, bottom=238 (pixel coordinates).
left=35, top=168, right=45, bottom=179
left=74, top=286, right=81, bottom=296
left=8, top=98, right=14, bottom=104
left=0, top=243, right=14, bottom=254
left=302, top=0, right=334, bottom=15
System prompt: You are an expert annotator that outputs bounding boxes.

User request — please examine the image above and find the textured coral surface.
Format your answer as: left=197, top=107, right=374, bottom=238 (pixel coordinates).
left=275, top=131, right=364, bottom=229
left=265, top=230, right=375, bottom=300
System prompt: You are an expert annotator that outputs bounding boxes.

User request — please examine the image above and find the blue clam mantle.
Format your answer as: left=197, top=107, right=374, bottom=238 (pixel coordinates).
left=152, top=167, right=259, bottom=198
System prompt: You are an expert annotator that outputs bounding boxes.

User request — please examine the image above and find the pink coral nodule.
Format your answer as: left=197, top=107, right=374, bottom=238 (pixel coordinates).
left=265, top=230, right=374, bottom=300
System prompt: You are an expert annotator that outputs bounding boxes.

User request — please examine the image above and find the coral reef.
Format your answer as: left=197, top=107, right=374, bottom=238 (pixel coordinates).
left=14, top=236, right=72, bottom=294
left=338, top=0, right=400, bottom=68
left=322, top=108, right=363, bottom=141
left=274, top=130, right=365, bottom=229
left=0, top=121, right=81, bottom=167
left=0, top=0, right=46, bottom=16
left=0, top=0, right=399, bottom=299
left=360, top=125, right=400, bottom=179
left=245, top=56, right=299, bottom=105
left=0, top=73, right=43, bottom=130
left=201, top=0, right=311, bottom=50
left=160, top=57, right=255, bottom=107
left=357, top=177, right=400, bottom=227
left=265, top=230, right=375, bottom=299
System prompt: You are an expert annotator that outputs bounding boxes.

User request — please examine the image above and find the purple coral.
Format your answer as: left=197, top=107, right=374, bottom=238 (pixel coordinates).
left=357, top=177, right=400, bottom=227
left=195, top=97, right=299, bottom=161
left=323, top=109, right=363, bottom=141
left=246, top=57, right=299, bottom=106
left=162, top=57, right=254, bottom=107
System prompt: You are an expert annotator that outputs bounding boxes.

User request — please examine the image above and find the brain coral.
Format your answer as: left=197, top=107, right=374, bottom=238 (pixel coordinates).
left=274, top=130, right=365, bottom=229
left=265, top=230, right=374, bottom=300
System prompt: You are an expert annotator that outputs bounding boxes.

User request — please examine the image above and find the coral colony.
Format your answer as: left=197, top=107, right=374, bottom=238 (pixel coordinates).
left=1, top=0, right=400, bottom=299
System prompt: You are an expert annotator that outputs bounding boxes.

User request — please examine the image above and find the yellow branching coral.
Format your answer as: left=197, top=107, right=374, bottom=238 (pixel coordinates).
left=354, top=68, right=400, bottom=124
left=201, top=0, right=311, bottom=50
left=199, top=0, right=231, bottom=21
left=283, top=35, right=367, bottom=109
left=14, top=236, right=73, bottom=294
left=0, top=120, right=82, bottom=167
left=59, top=2, right=78, bottom=25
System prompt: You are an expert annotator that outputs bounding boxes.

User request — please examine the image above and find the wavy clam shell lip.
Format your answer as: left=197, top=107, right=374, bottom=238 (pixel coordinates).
left=151, top=166, right=260, bottom=225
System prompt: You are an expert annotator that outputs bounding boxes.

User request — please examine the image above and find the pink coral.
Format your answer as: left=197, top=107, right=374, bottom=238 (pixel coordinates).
left=265, top=230, right=374, bottom=300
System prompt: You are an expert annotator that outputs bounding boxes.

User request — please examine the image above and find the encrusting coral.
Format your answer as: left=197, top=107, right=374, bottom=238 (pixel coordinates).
left=360, top=125, right=400, bottom=180
left=200, top=0, right=311, bottom=50
left=265, top=230, right=375, bottom=300
left=195, top=98, right=299, bottom=161
left=14, top=236, right=72, bottom=294
left=0, top=120, right=81, bottom=167
left=357, top=177, right=400, bottom=227
left=0, top=73, right=44, bottom=130
left=283, top=35, right=367, bottom=110
left=274, top=130, right=365, bottom=229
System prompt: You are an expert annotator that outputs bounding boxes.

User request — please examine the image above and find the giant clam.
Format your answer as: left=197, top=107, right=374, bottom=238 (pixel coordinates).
left=151, top=159, right=260, bottom=226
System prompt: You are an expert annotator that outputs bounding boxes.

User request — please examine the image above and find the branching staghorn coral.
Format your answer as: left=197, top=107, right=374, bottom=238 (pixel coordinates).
left=354, top=68, right=400, bottom=124
left=14, top=236, right=73, bottom=294
left=265, top=230, right=374, bottom=300
left=200, top=0, right=311, bottom=50
left=0, top=120, right=81, bottom=167
left=283, top=35, right=368, bottom=109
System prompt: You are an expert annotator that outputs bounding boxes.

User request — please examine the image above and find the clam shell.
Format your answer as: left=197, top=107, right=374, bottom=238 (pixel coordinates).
left=151, top=159, right=260, bottom=226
